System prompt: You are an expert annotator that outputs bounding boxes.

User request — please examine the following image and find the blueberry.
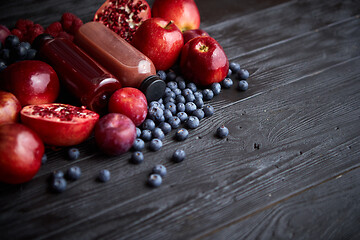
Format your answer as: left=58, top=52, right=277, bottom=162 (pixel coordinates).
left=238, top=80, right=249, bottom=91
left=132, top=138, right=145, bottom=151
left=167, top=81, right=178, bottom=91
left=149, top=139, right=163, bottom=151
left=221, top=78, right=233, bottom=89
left=185, top=102, right=197, bottom=114
left=152, top=164, right=167, bottom=177
left=177, top=79, right=186, bottom=90
left=148, top=174, right=162, bottom=187
left=237, top=69, right=249, bottom=80
left=136, top=127, right=141, bottom=138
left=203, top=105, right=215, bottom=117
left=12, top=45, right=27, bottom=60
left=163, top=109, right=173, bottom=121
left=157, top=70, right=167, bottom=80
left=165, top=102, right=177, bottom=115
left=168, top=116, right=181, bottom=129
left=51, top=177, right=67, bottom=193
left=227, top=68, right=232, bottom=77
left=186, top=82, right=197, bottom=93
left=203, top=89, right=214, bottom=101
left=194, top=91, right=203, bottom=100
left=5, top=35, right=20, bottom=49
left=175, top=94, right=186, bottom=104
left=41, top=153, right=48, bottom=165
left=142, top=119, right=156, bottom=131
left=131, top=151, right=144, bottom=164
left=175, top=128, right=189, bottom=141
left=216, top=125, right=229, bottom=138
left=20, top=41, right=31, bottom=50
left=158, top=122, right=172, bottom=135
left=211, top=82, right=221, bottom=95
left=158, top=98, right=163, bottom=104
left=164, top=89, right=176, bottom=99
left=50, top=170, right=64, bottom=180
left=163, top=96, right=175, bottom=104
left=68, top=148, right=80, bottom=160
left=173, top=149, right=186, bottom=163
left=192, top=109, right=205, bottom=120
left=0, top=60, right=6, bottom=72
left=148, top=106, right=164, bottom=122
left=26, top=48, right=37, bottom=61
left=177, top=111, right=188, bottom=122
left=182, top=88, right=193, bottom=97
left=141, top=129, right=152, bottom=142
left=177, top=102, right=186, bottom=112
left=152, top=127, right=165, bottom=140
left=98, top=169, right=111, bottom=182
left=194, top=97, right=204, bottom=109
left=66, top=166, right=82, bottom=180
left=185, top=93, right=195, bottom=102
left=166, top=71, right=177, bottom=81
left=229, top=62, right=241, bottom=73
left=149, top=101, right=162, bottom=108
left=186, top=116, right=200, bottom=129
left=175, top=76, right=185, bottom=83
left=173, top=88, right=182, bottom=96
left=0, top=49, right=10, bottom=63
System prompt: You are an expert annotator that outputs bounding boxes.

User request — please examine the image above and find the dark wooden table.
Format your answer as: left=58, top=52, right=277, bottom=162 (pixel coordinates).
left=1, top=0, right=360, bottom=239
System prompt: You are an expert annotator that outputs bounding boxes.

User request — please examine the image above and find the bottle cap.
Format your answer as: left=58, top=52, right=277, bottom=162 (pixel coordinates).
left=140, top=75, right=166, bottom=102
left=32, top=34, right=54, bottom=50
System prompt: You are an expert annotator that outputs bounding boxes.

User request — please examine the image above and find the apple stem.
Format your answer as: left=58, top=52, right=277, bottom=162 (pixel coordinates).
left=165, top=20, right=174, bottom=29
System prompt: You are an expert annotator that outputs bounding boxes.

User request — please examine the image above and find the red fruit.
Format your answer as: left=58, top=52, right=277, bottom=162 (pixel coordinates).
left=69, top=18, right=83, bottom=35
left=10, top=28, right=23, bottom=42
left=180, top=36, right=229, bottom=86
left=0, top=60, right=60, bottom=106
left=152, top=0, right=200, bottom=32
left=0, top=25, right=11, bottom=44
left=0, top=123, right=44, bottom=184
left=27, top=24, right=45, bottom=43
left=95, top=113, right=136, bottom=155
left=183, top=29, right=209, bottom=44
left=108, top=87, right=147, bottom=126
left=15, top=19, right=34, bottom=32
left=61, top=13, right=77, bottom=33
left=45, top=22, right=63, bottom=37
left=131, top=18, right=184, bottom=70
left=94, top=0, right=151, bottom=42
left=20, top=103, right=99, bottom=146
left=57, top=31, right=74, bottom=41
left=0, top=91, right=22, bottom=125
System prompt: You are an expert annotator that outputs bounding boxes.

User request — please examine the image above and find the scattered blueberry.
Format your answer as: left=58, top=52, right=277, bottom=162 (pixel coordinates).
left=211, top=82, right=221, bottom=95
left=142, top=119, right=156, bottom=131
left=177, top=111, right=189, bottom=122
left=98, top=169, right=111, bottom=182
left=227, top=68, right=232, bottom=77
left=149, top=101, right=162, bottom=108
left=203, top=89, right=214, bottom=101
left=5, top=35, right=20, bottom=49
left=229, top=62, right=241, bottom=73
left=68, top=148, right=80, bottom=160
left=158, top=122, right=172, bottom=135
left=164, top=88, right=176, bottom=99
left=176, top=102, right=186, bottom=112
left=187, top=82, right=197, bottom=93
left=131, top=151, right=144, bottom=164
left=175, top=128, right=189, bottom=141
left=238, top=80, right=249, bottom=91
left=173, top=149, right=186, bottom=163
left=26, top=48, right=37, bottom=60
left=216, top=125, right=229, bottom=138
left=148, top=106, right=164, bottom=122
left=66, top=166, right=82, bottom=180
left=165, top=102, right=177, bottom=115
left=192, top=109, right=205, bottom=120
left=149, top=139, right=163, bottom=151
left=175, top=94, right=186, bottom=104
left=157, top=70, right=167, bottom=80
left=152, top=127, right=165, bottom=140
left=221, top=78, right=233, bottom=89
left=21, top=41, right=32, bottom=50
left=185, top=93, right=195, bottom=102
left=194, top=97, right=204, bottom=109
left=140, top=129, right=152, bottom=142
left=237, top=69, right=249, bottom=80
left=0, top=60, right=6, bottom=72
left=152, top=164, right=167, bottom=177
left=12, top=44, right=27, bottom=60
left=136, top=127, right=141, bottom=138
left=168, top=116, right=181, bottom=129
left=173, top=88, right=182, bottom=96
left=182, top=88, right=193, bottom=98
left=0, top=49, right=10, bottom=63
left=194, top=91, right=203, bottom=100
left=203, top=105, right=215, bottom=117
left=148, top=174, right=162, bottom=187
left=186, top=116, right=200, bottom=129
left=177, top=79, right=186, bottom=89
left=166, top=71, right=177, bottom=81
left=167, top=81, right=178, bottom=91
left=51, top=177, right=67, bottom=193
left=185, top=102, right=197, bottom=114
left=50, top=170, right=64, bottom=180
left=132, top=138, right=145, bottom=151
left=163, top=109, right=173, bottom=121
left=41, top=153, right=48, bottom=165
left=163, top=96, right=175, bottom=104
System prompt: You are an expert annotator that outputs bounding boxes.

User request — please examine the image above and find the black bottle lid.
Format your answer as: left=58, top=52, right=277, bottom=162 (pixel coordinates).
left=32, top=34, right=55, bottom=50
left=139, top=75, right=166, bottom=102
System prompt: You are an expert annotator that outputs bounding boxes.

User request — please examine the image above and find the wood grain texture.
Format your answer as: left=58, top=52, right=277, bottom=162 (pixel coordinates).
left=0, top=0, right=360, bottom=239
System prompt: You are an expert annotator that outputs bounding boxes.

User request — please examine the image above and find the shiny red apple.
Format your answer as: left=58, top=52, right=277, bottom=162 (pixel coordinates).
left=0, top=91, right=22, bottom=125
left=183, top=29, right=209, bottom=44
left=180, top=36, right=229, bottom=86
left=131, top=18, right=184, bottom=70
left=152, top=0, right=200, bottom=32
left=0, top=60, right=60, bottom=106
left=108, top=87, right=148, bottom=126
left=0, top=123, right=44, bottom=184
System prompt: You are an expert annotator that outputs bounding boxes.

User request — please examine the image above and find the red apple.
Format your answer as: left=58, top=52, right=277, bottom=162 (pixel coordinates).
left=0, top=91, right=22, bottom=125
left=180, top=36, right=229, bottom=86
left=183, top=29, right=209, bottom=44
left=108, top=87, right=148, bottom=126
left=131, top=18, right=184, bottom=70
left=0, top=60, right=60, bottom=106
left=152, top=0, right=200, bottom=32
left=95, top=113, right=136, bottom=156
left=0, top=123, right=44, bottom=184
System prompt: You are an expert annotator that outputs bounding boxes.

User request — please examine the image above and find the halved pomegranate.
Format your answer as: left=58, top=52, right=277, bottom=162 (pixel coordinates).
left=93, top=0, right=151, bottom=42
left=20, top=103, right=99, bottom=146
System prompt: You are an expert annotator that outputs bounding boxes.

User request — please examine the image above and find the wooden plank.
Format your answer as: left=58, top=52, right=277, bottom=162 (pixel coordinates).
left=206, top=167, right=360, bottom=239
left=1, top=17, right=359, bottom=238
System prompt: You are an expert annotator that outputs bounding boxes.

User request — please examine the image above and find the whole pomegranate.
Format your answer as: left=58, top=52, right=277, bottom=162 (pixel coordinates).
left=93, top=0, right=151, bottom=42
left=0, top=123, right=44, bottom=184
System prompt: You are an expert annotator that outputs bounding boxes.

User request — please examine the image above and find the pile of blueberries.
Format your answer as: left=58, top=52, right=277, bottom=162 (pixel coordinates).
left=0, top=35, right=38, bottom=71
left=48, top=61, right=249, bottom=192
